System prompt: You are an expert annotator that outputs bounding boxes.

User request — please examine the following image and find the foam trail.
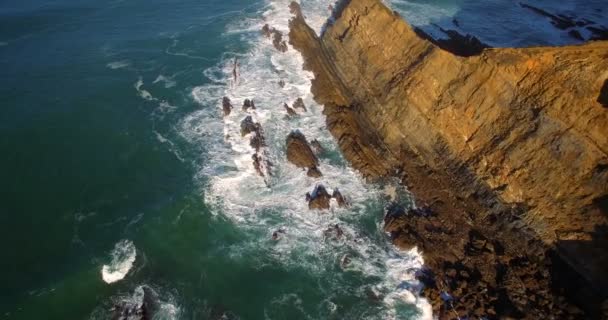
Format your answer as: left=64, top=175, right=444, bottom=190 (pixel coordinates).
left=183, top=0, right=431, bottom=318
left=101, top=239, right=137, bottom=284
left=106, top=60, right=131, bottom=69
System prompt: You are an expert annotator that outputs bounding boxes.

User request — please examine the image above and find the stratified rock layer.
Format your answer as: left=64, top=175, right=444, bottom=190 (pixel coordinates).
left=289, top=0, right=608, bottom=318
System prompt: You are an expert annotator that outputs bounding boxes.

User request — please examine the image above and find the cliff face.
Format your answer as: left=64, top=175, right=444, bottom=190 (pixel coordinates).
left=289, top=0, right=608, bottom=318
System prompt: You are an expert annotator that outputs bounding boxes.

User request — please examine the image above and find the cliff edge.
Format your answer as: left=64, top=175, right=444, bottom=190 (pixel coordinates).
left=289, top=0, right=608, bottom=318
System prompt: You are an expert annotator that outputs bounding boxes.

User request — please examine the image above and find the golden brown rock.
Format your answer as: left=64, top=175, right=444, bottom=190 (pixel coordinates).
left=286, top=130, right=322, bottom=176
left=289, top=0, right=608, bottom=317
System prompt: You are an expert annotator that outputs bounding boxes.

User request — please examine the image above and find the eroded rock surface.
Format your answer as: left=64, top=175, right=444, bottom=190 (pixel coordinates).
left=286, top=130, right=322, bottom=177
left=289, top=0, right=608, bottom=317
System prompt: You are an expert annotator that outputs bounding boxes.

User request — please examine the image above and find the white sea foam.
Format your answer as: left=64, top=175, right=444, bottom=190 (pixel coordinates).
left=101, top=239, right=137, bottom=284
left=134, top=78, right=178, bottom=117
left=153, top=74, right=177, bottom=88
left=182, top=0, right=431, bottom=318
left=106, top=60, right=131, bottom=69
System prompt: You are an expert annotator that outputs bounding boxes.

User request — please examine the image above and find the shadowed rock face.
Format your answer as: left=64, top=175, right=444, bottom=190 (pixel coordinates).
left=289, top=0, right=608, bottom=317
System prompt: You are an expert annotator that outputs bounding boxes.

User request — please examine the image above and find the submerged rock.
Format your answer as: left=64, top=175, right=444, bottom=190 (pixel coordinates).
left=310, top=139, right=325, bottom=155
left=222, top=96, right=233, bottom=116
left=110, top=286, right=158, bottom=320
left=324, top=224, right=344, bottom=239
left=306, top=184, right=331, bottom=210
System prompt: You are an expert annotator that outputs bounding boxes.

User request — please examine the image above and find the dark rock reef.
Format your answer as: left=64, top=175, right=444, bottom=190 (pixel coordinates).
left=289, top=0, right=608, bottom=318
left=262, top=23, right=288, bottom=52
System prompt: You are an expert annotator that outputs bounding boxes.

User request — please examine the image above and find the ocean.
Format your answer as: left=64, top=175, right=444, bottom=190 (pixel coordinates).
left=0, top=0, right=605, bottom=319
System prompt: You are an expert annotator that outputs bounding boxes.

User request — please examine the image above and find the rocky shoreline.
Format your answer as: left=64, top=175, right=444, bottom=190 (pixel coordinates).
left=288, top=0, right=608, bottom=318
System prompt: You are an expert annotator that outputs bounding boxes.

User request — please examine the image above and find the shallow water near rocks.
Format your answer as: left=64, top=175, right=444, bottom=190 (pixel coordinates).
left=1, top=0, right=604, bottom=319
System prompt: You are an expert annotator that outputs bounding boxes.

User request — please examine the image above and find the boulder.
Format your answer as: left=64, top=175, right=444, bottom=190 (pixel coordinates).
left=286, top=131, right=320, bottom=171
left=292, top=97, right=307, bottom=111
left=222, top=96, right=232, bottom=116
left=306, top=184, right=331, bottom=210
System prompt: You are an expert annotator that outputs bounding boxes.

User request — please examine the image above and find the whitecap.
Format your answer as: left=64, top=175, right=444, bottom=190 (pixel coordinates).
left=101, top=239, right=137, bottom=284
left=106, top=60, right=131, bottom=69
left=153, top=75, right=177, bottom=88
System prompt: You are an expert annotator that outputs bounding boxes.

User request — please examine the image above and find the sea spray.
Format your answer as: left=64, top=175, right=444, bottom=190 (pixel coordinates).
left=101, top=239, right=137, bottom=284
left=182, top=0, right=432, bottom=318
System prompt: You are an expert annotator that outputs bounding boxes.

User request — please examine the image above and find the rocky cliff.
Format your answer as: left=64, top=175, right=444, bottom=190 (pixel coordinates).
left=288, top=0, right=608, bottom=318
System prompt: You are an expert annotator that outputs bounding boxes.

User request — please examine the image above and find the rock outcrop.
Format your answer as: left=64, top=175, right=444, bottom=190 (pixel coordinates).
left=289, top=0, right=608, bottom=318
left=241, top=116, right=271, bottom=180
left=286, top=130, right=322, bottom=177
left=292, top=97, right=307, bottom=112
left=262, top=24, right=288, bottom=52
left=222, top=96, right=233, bottom=116
left=306, top=184, right=332, bottom=210
left=242, top=99, right=256, bottom=111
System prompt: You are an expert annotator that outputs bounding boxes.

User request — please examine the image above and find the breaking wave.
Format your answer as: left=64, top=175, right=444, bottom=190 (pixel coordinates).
left=181, top=0, right=432, bottom=318
left=102, top=239, right=137, bottom=284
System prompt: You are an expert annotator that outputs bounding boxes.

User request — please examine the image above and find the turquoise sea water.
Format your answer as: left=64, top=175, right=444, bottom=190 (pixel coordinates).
left=1, top=0, right=605, bottom=319
left=1, top=0, right=429, bottom=319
